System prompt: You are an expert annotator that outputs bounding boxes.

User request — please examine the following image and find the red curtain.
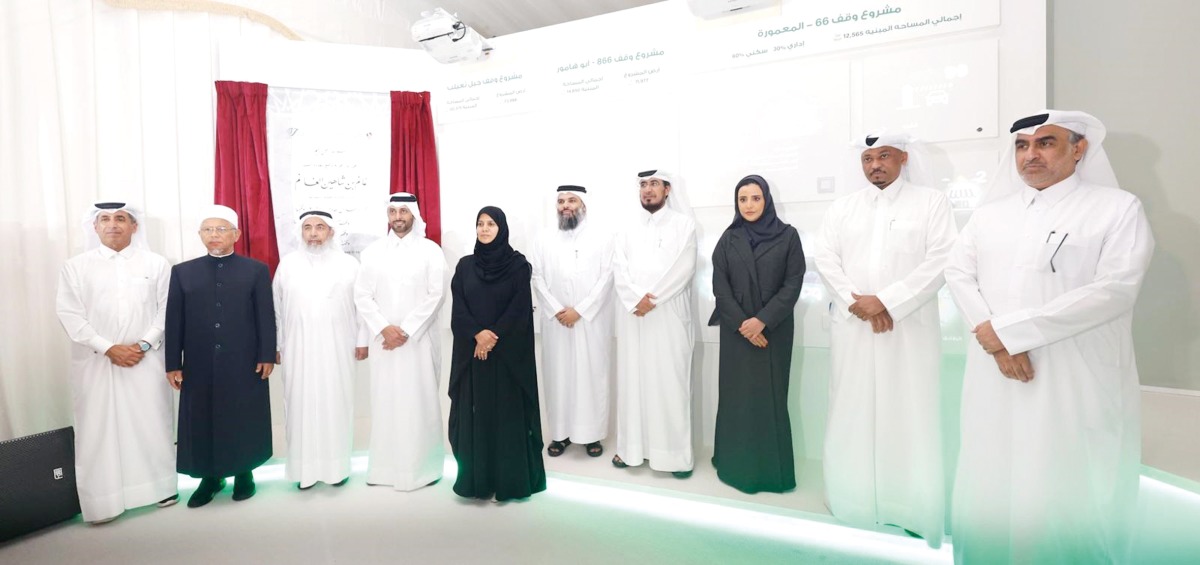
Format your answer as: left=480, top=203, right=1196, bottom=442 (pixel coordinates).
left=214, top=81, right=279, bottom=275
left=390, top=91, right=442, bottom=245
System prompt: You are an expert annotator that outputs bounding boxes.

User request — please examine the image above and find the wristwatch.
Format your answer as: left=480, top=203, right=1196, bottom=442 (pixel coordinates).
left=138, top=340, right=152, bottom=352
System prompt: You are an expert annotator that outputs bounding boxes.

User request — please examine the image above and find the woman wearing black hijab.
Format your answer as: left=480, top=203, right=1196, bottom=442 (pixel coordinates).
left=448, top=206, right=546, bottom=501
left=708, top=175, right=806, bottom=493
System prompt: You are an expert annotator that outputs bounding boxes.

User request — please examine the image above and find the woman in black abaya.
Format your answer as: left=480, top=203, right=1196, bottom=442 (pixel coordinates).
left=448, top=206, right=546, bottom=501
left=709, top=175, right=806, bottom=493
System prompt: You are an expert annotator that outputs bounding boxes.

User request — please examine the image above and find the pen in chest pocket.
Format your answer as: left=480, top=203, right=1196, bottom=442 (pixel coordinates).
left=1047, top=231, right=1069, bottom=273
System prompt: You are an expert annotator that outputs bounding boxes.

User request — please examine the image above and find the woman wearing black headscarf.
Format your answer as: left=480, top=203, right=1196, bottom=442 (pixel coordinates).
left=708, top=175, right=806, bottom=493
left=448, top=206, right=546, bottom=501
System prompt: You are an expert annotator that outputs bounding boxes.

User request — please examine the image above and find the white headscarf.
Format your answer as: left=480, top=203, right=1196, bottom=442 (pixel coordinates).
left=636, top=169, right=694, bottom=216
left=388, top=193, right=427, bottom=239
left=850, top=131, right=936, bottom=189
left=201, top=204, right=239, bottom=229
left=982, top=109, right=1117, bottom=206
left=82, top=201, right=149, bottom=251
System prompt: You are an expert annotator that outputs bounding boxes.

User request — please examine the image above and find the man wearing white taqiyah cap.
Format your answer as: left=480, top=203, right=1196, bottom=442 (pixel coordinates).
left=814, top=133, right=957, bottom=546
left=166, top=204, right=278, bottom=508
left=530, top=185, right=615, bottom=458
left=273, top=211, right=370, bottom=490
left=945, top=110, right=1154, bottom=563
left=354, top=193, right=449, bottom=490
left=55, top=202, right=179, bottom=523
left=611, top=170, right=698, bottom=478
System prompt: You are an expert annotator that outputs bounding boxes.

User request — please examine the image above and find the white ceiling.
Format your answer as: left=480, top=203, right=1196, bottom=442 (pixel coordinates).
left=218, top=0, right=663, bottom=48
left=395, top=0, right=663, bottom=42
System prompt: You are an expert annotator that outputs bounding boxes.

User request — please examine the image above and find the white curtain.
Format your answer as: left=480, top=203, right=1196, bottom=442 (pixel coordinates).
left=0, top=0, right=282, bottom=440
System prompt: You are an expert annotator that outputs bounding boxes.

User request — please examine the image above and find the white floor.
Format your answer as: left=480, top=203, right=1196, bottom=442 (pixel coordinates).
left=546, top=442, right=831, bottom=513
left=3, top=451, right=1199, bottom=565
left=0, top=453, right=947, bottom=565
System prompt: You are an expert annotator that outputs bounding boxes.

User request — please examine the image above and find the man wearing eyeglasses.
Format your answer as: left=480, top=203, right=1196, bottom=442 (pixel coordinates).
left=945, top=111, right=1155, bottom=563
left=165, top=205, right=277, bottom=508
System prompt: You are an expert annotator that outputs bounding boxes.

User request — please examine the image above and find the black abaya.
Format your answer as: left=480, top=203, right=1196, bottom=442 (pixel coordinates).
left=709, top=177, right=806, bottom=493
left=448, top=211, right=545, bottom=501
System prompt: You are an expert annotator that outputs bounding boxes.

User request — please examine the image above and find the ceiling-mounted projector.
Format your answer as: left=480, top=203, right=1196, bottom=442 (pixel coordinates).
left=687, top=0, right=779, bottom=18
left=411, top=8, right=492, bottom=64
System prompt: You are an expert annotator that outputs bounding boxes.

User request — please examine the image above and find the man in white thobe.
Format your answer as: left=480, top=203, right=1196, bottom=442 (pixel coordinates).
left=612, top=170, right=698, bottom=478
left=531, top=185, right=615, bottom=458
left=55, top=202, right=178, bottom=523
left=274, top=211, right=368, bottom=489
left=946, top=110, right=1154, bottom=563
left=815, top=134, right=956, bottom=545
left=354, top=193, right=448, bottom=491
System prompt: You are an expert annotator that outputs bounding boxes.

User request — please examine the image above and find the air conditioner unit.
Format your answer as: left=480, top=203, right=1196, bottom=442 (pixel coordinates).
left=411, top=8, right=492, bottom=64
left=687, top=0, right=779, bottom=18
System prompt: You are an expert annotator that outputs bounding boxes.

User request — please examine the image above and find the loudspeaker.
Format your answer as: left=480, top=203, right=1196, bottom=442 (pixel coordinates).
left=0, top=427, right=81, bottom=542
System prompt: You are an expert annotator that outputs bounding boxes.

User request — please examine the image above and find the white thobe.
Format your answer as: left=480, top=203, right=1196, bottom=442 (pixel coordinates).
left=613, top=207, right=697, bottom=472
left=273, top=249, right=367, bottom=487
left=531, top=221, right=615, bottom=444
left=814, top=180, right=956, bottom=544
left=945, top=174, right=1154, bottom=563
left=355, top=232, right=448, bottom=490
left=55, top=246, right=176, bottom=522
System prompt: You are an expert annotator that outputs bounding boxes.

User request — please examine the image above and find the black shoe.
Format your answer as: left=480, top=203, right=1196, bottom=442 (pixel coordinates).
left=332, top=477, right=349, bottom=487
left=547, top=439, right=571, bottom=457
left=232, top=472, right=256, bottom=501
left=586, top=442, right=604, bottom=457
left=611, top=454, right=628, bottom=468
left=882, top=522, right=925, bottom=540
left=187, top=477, right=226, bottom=508
left=672, top=470, right=693, bottom=479
left=157, top=494, right=180, bottom=508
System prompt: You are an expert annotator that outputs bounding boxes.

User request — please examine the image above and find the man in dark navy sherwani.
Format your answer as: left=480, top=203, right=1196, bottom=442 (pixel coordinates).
left=166, top=205, right=276, bottom=508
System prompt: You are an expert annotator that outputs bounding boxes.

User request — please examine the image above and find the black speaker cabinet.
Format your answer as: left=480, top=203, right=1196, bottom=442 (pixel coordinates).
left=0, top=426, right=81, bottom=542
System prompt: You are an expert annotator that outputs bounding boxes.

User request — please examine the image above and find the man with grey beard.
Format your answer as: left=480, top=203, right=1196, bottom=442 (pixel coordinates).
left=530, top=186, right=615, bottom=459
left=273, top=211, right=368, bottom=490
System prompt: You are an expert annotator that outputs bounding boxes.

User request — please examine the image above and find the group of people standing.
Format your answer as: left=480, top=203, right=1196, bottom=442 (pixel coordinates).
left=812, top=109, right=1153, bottom=564
left=55, top=108, right=1153, bottom=564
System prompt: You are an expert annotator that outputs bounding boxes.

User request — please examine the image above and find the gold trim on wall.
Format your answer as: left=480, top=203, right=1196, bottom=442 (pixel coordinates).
left=103, top=0, right=303, bottom=40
